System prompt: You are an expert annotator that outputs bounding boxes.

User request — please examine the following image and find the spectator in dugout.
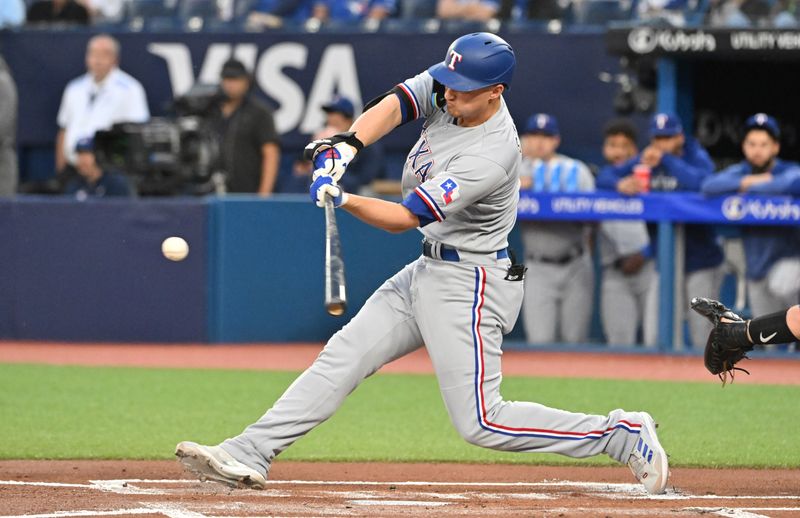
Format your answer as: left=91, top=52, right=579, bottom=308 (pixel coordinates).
left=26, top=0, right=89, bottom=24
left=56, top=34, right=149, bottom=185
left=702, top=114, right=800, bottom=323
left=596, top=120, right=658, bottom=347
left=64, top=137, right=133, bottom=200
left=597, top=113, right=724, bottom=350
left=208, top=58, right=281, bottom=195
left=517, top=113, right=596, bottom=345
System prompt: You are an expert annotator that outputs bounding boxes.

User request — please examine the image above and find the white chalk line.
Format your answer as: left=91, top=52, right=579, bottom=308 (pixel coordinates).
left=0, top=481, right=92, bottom=488
left=347, top=499, right=450, bottom=507
left=0, top=509, right=160, bottom=518
left=3, top=478, right=800, bottom=518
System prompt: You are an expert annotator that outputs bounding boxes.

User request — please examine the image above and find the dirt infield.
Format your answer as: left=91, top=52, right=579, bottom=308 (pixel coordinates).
left=2, top=341, right=800, bottom=384
left=2, top=460, right=800, bottom=517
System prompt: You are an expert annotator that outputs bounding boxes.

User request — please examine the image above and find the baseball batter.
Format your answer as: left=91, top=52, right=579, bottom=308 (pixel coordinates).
left=176, top=33, right=669, bottom=495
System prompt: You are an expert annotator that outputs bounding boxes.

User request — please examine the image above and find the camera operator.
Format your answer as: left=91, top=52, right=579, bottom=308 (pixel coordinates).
left=64, top=137, right=133, bottom=199
left=208, top=59, right=280, bottom=195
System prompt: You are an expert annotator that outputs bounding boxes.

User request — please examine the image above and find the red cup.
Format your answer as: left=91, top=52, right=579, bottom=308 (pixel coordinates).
left=633, top=164, right=651, bottom=193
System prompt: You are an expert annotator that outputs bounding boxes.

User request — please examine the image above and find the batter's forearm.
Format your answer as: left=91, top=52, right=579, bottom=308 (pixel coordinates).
left=349, top=95, right=402, bottom=148
left=342, top=194, right=419, bottom=233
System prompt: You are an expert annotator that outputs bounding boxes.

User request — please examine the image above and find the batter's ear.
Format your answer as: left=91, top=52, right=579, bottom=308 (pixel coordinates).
left=490, top=84, right=505, bottom=99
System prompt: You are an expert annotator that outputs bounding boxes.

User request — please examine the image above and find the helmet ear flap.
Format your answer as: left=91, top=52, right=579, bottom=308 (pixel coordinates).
left=431, top=80, right=446, bottom=109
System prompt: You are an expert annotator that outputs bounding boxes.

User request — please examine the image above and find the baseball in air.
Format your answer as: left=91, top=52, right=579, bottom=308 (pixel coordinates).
left=162, top=236, right=189, bottom=261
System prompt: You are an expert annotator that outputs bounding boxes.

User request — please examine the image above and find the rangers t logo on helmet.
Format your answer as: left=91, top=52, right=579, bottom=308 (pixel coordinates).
left=447, top=51, right=464, bottom=70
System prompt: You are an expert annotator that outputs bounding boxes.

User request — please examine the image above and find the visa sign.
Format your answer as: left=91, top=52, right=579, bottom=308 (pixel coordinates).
left=148, top=42, right=362, bottom=135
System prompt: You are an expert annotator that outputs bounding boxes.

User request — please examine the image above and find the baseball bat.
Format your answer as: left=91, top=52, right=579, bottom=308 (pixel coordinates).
left=324, top=195, right=347, bottom=316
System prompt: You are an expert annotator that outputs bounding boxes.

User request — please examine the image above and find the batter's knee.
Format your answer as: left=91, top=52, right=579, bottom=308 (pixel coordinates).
left=450, top=415, right=506, bottom=450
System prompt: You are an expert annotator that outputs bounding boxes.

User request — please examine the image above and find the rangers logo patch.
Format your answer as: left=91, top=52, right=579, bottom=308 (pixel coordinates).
left=439, top=178, right=459, bottom=205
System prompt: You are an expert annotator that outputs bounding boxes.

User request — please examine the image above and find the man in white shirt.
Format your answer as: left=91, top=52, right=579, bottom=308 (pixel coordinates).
left=56, top=34, right=149, bottom=176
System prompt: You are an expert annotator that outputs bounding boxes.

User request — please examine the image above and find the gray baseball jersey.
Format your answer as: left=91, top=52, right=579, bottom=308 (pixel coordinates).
left=398, top=71, right=520, bottom=253
left=218, top=70, right=649, bottom=479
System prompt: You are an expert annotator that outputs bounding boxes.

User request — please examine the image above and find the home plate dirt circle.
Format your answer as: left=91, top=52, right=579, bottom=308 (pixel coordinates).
left=2, top=461, right=800, bottom=517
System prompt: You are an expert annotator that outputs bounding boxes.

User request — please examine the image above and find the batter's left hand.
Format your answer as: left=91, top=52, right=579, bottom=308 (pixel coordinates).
left=310, top=174, right=347, bottom=208
left=304, top=132, right=362, bottom=182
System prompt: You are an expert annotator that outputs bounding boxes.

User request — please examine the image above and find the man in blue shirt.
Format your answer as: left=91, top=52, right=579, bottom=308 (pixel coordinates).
left=64, top=138, right=133, bottom=200
left=597, top=113, right=724, bottom=349
left=702, top=114, right=800, bottom=321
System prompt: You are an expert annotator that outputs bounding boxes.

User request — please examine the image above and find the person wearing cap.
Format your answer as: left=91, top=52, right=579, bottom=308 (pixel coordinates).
left=56, top=34, right=149, bottom=182
left=209, top=59, right=280, bottom=195
left=175, top=33, right=669, bottom=497
left=702, top=114, right=800, bottom=321
left=517, top=113, right=596, bottom=345
left=63, top=137, right=133, bottom=199
left=596, top=119, right=658, bottom=347
left=597, top=112, right=723, bottom=350
left=312, top=96, right=384, bottom=195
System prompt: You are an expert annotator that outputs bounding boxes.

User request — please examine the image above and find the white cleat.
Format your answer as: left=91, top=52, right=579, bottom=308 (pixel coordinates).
left=175, top=441, right=267, bottom=489
left=627, top=412, right=669, bottom=495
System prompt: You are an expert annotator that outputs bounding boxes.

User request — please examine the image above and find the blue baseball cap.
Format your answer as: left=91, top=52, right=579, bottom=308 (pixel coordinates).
left=523, top=113, right=559, bottom=136
left=322, top=96, right=355, bottom=119
left=649, top=113, right=683, bottom=138
left=744, top=113, right=780, bottom=139
left=75, top=137, right=94, bottom=153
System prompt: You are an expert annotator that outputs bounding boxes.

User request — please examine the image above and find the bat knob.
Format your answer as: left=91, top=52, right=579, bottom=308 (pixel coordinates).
left=326, top=302, right=347, bottom=316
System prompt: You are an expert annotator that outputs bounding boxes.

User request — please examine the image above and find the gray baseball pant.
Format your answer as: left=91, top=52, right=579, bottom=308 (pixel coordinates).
left=219, top=256, right=644, bottom=476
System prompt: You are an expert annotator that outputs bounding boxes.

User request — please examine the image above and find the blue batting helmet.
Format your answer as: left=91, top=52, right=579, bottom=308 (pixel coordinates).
left=427, top=33, right=515, bottom=92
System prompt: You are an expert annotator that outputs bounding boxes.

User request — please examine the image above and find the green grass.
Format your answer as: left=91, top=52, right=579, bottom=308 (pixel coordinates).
left=0, top=363, right=797, bottom=468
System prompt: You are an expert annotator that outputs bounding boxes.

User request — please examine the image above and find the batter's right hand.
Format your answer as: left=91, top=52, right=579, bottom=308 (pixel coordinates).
left=310, top=174, right=347, bottom=208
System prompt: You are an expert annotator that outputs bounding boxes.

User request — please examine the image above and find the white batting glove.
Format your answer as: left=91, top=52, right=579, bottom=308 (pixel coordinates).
left=304, top=132, right=363, bottom=182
